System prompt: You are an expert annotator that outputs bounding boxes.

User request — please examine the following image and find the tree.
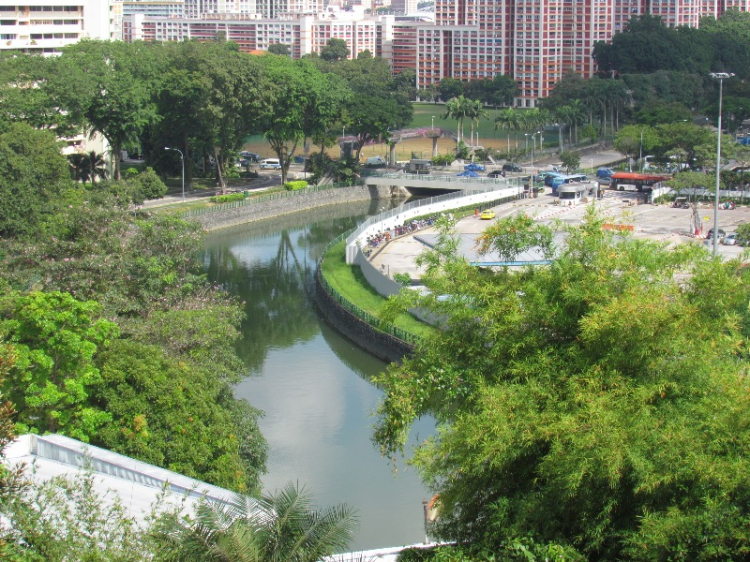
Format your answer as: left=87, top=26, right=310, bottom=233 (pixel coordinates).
left=0, top=468, right=165, bottom=561
left=320, top=38, right=350, bottom=62
left=57, top=40, right=164, bottom=180
left=437, top=77, right=464, bottom=102
left=559, top=150, right=581, bottom=172
left=614, top=124, right=658, bottom=164
left=494, top=108, right=524, bottom=150
left=374, top=209, right=750, bottom=558
left=267, top=43, right=290, bottom=56
left=153, top=482, right=357, bottom=562
left=0, top=122, right=73, bottom=238
left=87, top=150, right=108, bottom=184
left=131, top=166, right=167, bottom=200
left=0, top=291, right=118, bottom=442
left=260, top=57, right=347, bottom=184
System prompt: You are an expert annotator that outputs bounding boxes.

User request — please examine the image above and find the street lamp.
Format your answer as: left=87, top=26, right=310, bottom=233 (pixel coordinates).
left=164, top=146, right=184, bottom=202
left=709, top=72, right=734, bottom=255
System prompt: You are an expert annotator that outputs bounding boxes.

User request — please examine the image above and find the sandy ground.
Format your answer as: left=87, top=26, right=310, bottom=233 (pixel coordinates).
left=243, top=136, right=516, bottom=163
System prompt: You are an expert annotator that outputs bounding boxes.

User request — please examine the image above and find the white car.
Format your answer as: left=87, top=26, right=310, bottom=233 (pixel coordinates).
left=723, top=233, right=738, bottom=246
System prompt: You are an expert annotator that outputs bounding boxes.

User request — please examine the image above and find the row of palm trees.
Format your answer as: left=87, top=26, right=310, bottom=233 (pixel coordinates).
left=441, top=85, right=631, bottom=154
left=441, top=95, right=488, bottom=145
left=494, top=104, right=589, bottom=152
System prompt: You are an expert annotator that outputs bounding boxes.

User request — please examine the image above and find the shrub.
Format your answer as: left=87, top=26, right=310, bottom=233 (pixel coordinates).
left=284, top=180, right=308, bottom=191
left=432, top=154, right=455, bottom=166
left=736, top=222, right=750, bottom=246
left=211, top=193, right=245, bottom=204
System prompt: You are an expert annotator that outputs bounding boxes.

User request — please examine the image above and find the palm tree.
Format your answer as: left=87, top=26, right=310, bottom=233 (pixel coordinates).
left=87, top=151, right=108, bottom=185
left=494, top=107, right=523, bottom=150
left=68, top=153, right=91, bottom=184
left=465, top=99, right=488, bottom=148
left=443, top=95, right=472, bottom=143
left=153, top=482, right=357, bottom=562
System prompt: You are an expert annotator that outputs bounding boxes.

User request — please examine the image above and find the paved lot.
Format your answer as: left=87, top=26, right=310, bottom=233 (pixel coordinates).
left=370, top=188, right=750, bottom=280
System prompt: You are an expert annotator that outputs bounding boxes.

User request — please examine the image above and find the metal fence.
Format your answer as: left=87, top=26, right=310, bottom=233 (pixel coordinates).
left=345, top=187, right=515, bottom=246
left=318, top=231, right=423, bottom=347
left=181, top=182, right=353, bottom=218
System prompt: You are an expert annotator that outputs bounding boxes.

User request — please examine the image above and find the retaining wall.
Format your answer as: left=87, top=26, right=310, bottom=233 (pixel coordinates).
left=194, top=185, right=398, bottom=231
left=314, top=268, right=414, bottom=363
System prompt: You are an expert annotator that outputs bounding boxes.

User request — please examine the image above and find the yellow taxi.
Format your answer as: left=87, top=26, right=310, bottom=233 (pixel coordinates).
left=480, top=209, right=496, bottom=220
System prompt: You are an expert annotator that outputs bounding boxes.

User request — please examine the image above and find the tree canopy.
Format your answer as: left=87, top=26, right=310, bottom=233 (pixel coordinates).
left=375, top=210, right=750, bottom=559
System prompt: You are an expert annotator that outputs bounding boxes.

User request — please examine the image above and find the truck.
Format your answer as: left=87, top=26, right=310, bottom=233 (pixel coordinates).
left=365, top=156, right=387, bottom=167
left=405, top=159, right=432, bottom=174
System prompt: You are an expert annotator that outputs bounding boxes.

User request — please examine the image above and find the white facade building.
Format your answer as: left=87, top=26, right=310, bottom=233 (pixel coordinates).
left=0, top=0, right=113, bottom=54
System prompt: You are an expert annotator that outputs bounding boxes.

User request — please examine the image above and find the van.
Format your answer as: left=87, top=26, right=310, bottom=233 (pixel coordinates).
left=405, top=159, right=432, bottom=174
left=365, top=156, right=387, bottom=167
left=259, top=158, right=281, bottom=169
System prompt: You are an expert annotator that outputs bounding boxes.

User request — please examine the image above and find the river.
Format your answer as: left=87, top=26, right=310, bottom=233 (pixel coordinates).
left=201, top=199, right=434, bottom=552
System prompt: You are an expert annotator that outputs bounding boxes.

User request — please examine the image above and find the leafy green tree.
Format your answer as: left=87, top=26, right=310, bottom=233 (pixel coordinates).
left=559, top=150, right=581, bottom=172
left=613, top=124, right=658, bottom=163
left=437, top=77, right=464, bottom=102
left=634, top=101, right=693, bottom=125
left=330, top=57, right=412, bottom=161
left=594, top=14, right=712, bottom=75
left=0, top=52, right=84, bottom=137
left=0, top=123, right=73, bottom=238
left=375, top=209, right=750, bottom=559
left=94, top=336, right=265, bottom=493
left=260, top=57, right=347, bottom=184
left=0, top=291, right=118, bottom=442
left=57, top=40, right=165, bottom=180
left=320, top=38, right=350, bottom=62
left=153, top=482, right=357, bottom=562
left=267, top=43, right=290, bottom=56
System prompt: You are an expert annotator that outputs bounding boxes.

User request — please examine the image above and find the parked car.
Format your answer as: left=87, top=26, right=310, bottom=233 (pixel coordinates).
left=502, top=163, right=522, bottom=172
left=487, top=170, right=505, bottom=178
left=707, top=228, right=726, bottom=240
left=240, top=151, right=260, bottom=162
left=457, top=170, right=479, bottom=177
left=723, top=233, right=738, bottom=245
left=259, top=158, right=282, bottom=169
left=480, top=209, right=496, bottom=220
left=464, top=162, right=485, bottom=172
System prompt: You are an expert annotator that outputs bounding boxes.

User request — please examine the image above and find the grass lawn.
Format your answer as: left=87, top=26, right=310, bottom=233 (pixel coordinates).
left=321, top=240, right=435, bottom=341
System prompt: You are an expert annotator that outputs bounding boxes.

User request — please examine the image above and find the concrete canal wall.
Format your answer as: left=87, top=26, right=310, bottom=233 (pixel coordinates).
left=192, top=185, right=402, bottom=231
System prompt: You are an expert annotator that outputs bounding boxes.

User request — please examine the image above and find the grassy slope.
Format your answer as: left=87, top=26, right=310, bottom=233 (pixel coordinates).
left=321, top=240, right=435, bottom=341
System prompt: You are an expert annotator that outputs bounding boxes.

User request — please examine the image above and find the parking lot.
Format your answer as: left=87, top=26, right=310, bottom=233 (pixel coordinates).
left=370, top=189, right=749, bottom=279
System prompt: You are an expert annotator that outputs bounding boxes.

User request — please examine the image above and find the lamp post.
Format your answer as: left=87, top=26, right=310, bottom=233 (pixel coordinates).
left=164, top=146, right=184, bottom=202
left=709, top=72, right=734, bottom=255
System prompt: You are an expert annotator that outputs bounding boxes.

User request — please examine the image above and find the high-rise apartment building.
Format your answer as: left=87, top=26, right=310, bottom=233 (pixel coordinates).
left=122, top=0, right=750, bottom=106
left=181, top=0, right=322, bottom=18
left=390, top=0, right=418, bottom=13
left=417, top=0, right=746, bottom=106
left=0, top=0, right=113, bottom=54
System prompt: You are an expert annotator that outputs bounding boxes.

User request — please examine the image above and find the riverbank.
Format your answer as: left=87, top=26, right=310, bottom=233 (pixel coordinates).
left=188, top=185, right=404, bottom=232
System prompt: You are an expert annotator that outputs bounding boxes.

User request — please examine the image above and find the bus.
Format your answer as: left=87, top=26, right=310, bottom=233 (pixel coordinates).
left=550, top=174, right=589, bottom=194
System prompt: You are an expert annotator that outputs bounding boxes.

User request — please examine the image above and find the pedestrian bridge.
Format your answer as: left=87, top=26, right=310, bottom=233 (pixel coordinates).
left=362, top=171, right=526, bottom=193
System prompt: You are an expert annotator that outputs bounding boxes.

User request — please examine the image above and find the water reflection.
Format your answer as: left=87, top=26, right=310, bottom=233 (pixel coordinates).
left=202, top=200, right=433, bottom=551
